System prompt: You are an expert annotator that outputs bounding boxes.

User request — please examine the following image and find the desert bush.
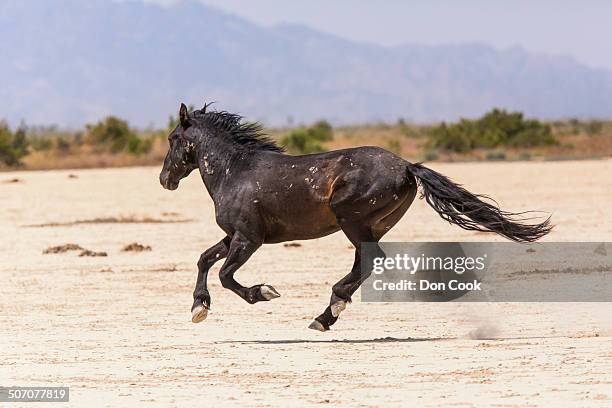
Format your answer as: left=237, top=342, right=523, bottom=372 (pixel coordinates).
left=427, top=109, right=556, bottom=152
left=127, top=136, right=152, bottom=155
left=56, top=136, right=71, bottom=153
left=29, top=137, right=54, bottom=151
left=387, top=138, right=401, bottom=155
left=11, top=125, right=29, bottom=158
left=585, top=120, right=603, bottom=136
left=86, top=116, right=151, bottom=155
left=551, top=118, right=604, bottom=137
left=0, top=121, right=29, bottom=166
left=281, top=120, right=333, bottom=154
left=397, top=118, right=425, bottom=138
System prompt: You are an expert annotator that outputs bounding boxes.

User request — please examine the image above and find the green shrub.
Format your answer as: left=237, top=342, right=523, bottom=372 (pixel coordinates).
left=0, top=122, right=29, bottom=166
left=56, top=136, right=71, bottom=153
left=86, top=116, right=151, bottom=155
left=127, top=136, right=153, bottom=155
left=87, top=116, right=133, bottom=152
left=427, top=109, right=556, bottom=152
left=281, top=120, right=333, bottom=154
left=11, top=126, right=29, bottom=158
left=308, top=120, right=333, bottom=141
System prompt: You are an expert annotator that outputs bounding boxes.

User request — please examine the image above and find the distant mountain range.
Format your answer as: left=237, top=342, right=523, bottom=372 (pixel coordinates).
left=2, top=0, right=612, bottom=127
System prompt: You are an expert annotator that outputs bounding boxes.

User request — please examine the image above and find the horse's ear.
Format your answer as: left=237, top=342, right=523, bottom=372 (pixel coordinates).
left=202, top=102, right=207, bottom=113
left=179, top=103, right=190, bottom=128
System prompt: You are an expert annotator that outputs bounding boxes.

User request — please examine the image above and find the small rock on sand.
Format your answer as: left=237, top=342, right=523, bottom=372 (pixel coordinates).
left=3, top=178, right=22, bottom=184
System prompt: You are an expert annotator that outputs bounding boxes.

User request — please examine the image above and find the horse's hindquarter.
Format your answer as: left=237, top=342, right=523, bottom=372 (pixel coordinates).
left=252, top=148, right=413, bottom=243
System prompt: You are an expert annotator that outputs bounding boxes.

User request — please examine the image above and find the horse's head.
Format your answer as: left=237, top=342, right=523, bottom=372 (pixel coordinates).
left=160, top=103, right=199, bottom=190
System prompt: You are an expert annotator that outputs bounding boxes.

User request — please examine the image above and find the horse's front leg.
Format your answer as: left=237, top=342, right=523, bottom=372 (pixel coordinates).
left=192, top=236, right=231, bottom=323
left=218, top=231, right=280, bottom=304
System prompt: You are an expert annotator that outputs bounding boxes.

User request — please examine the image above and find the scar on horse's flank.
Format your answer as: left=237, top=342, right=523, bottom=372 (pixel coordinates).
left=160, top=102, right=552, bottom=331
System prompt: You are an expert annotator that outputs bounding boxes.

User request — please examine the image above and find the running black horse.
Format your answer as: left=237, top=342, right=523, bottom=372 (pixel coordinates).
left=160, top=103, right=551, bottom=331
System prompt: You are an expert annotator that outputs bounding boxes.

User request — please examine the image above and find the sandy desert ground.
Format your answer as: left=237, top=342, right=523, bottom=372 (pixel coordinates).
left=1, top=159, right=611, bottom=407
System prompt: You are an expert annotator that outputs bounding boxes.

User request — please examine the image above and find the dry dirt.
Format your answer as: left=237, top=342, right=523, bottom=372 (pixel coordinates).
left=1, top=160, right=611, bottom=407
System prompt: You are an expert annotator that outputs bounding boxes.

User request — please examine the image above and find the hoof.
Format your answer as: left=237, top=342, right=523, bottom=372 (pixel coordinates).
left=308, top=320, right=328, bottom=332
left=330, top=300, right=347, bottom=317
left=260, top=284, right=281, bottom=301
left=191, top=304, right=209, bottom=323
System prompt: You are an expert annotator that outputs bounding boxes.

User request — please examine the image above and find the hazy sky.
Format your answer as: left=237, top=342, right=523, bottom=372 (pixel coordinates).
left=145, top=0, right=612, bottom=70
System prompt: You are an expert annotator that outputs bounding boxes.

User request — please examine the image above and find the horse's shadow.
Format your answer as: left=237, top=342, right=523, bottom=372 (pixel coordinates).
left=216, top=336, right=451, bottom=345
left=215, top=334, right=578, bottom=345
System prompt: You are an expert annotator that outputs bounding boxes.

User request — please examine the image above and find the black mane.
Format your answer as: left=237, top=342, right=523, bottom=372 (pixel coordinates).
left=192, top=107, right=284, bottom=153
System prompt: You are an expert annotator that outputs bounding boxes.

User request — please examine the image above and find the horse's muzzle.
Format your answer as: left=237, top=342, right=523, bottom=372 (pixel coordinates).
left=159, top=172, right=178, bottom=190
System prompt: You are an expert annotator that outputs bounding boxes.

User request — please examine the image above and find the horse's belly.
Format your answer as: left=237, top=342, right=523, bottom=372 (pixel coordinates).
left=262, top=203, right=340, bottom=243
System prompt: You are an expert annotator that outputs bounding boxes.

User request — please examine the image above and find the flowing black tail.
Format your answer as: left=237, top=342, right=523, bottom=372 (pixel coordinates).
left=406, top=162, right=552, bottom=242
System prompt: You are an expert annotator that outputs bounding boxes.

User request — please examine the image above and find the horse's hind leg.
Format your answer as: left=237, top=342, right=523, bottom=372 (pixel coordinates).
left=309, top=223, right=383, bottom=331
left=191, top=236, right=230, bottom=323
left=309, top=188, right=415, bottom=331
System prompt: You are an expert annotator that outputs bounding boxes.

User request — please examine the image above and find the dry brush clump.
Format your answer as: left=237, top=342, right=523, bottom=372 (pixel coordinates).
left=78, top=249, right=108, bottom=257
left=43, top=243, right=107, bottom=257
left=122, top=242, right=152, bottom=252
left=43, top=244, right=84, bottom=254
left=27, top=215, right=191, bottom=228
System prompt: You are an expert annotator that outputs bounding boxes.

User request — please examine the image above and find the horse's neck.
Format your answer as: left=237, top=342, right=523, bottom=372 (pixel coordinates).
left=196, top=140, right=251, bottom=199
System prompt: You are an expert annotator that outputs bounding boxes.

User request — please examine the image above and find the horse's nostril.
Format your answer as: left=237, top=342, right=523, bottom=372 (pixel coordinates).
left=160, top=172, right=169, bottom=188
